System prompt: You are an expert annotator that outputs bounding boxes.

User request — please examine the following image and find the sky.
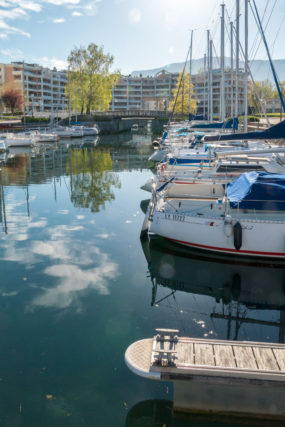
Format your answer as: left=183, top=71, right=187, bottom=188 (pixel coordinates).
left=0, top=0, right=284, bottom=74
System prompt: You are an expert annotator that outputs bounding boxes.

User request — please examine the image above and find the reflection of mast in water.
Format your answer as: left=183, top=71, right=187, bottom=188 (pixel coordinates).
left=212, top=307, right=285, bottom=344
left=25, top=154, right=30, bottom=217
left=151, top=275, right=285, bottom=344
left=144, top=237, right=285, bottom=345
left=69, top=148, right=73, bottom=192
left=52, top=151, right=57, bottom=201
left=25, top=181, right=30, bottom=218
left=0, top=182, right=7, bottom=234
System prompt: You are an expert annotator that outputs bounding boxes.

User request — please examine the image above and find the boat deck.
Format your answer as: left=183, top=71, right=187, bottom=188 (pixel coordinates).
left=125, top=329, right=285, bottom=382
left=157, top=197, right=285, bottom=222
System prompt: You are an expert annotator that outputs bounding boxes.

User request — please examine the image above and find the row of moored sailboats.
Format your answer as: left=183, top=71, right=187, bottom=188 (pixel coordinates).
left=141, top=118, right=285, bottom=259
left=0, top=125, right=99, bottom=151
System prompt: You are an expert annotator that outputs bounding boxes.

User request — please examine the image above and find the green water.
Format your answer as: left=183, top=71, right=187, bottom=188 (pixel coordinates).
left=0, top=133, right=284, bottom=426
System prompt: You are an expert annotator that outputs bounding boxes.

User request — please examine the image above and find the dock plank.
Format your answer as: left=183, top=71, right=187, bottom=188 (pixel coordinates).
left=272, top=349, right=285, bottom=371
left=252, top=347, right=279, bottom=371
left=177, top=342, right=194, bottom=365
left=233, top=346, right=257, bottom=370
left=214, top=344, right=236, bottom=368
left=194, top=343, right=215, bottom=366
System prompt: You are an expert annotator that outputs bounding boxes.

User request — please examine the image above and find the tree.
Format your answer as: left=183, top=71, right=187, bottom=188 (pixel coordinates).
left=67, top=44, right=120, bottom=114
left=169, top=72, right=196, bottom=114
left=248, top=79, right=276, bottom=113
left=1, top=89, right=22, bottom=114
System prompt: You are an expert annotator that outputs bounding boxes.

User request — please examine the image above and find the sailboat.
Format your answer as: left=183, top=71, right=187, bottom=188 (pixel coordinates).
left=147, top=171, right=285, bottom=258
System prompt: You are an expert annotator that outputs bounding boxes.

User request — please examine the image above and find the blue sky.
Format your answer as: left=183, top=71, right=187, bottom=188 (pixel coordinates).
left=0, top=0, right=284, bottom=74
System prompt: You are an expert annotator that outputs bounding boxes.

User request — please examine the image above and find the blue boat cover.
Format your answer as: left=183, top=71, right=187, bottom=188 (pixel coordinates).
left=227, top=171, right=285, bottom=211
left=174, top=127, right=188, bottom=133
left=204, top=118, right=285, bottom=142
left=190, top=118, right=238, bottom=130
left=189, top=114, right=207, bottom=121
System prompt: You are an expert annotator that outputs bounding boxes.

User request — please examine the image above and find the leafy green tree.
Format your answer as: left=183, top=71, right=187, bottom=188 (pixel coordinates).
left=248, top=79, right=276, bottom=113
left=67, top=44, right=120, bottom=113
left=169, top=72, right=196, bottom=114
left=66, top=148, right=121, bottom=212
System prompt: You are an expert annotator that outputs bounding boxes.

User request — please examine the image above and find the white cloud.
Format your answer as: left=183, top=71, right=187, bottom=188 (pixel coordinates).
left=0, top=48, right=67, bottom=69
left=128, top=8, right=141, bottom=25
left=0, top=47, right=24, bottom=58
left=13, top=1, right=42, bottom=12
left=0, top=0, right=102, bottom=40
left=53, top=17, right=65, bottom=23
left=69, top=0, right=100, bottom=16
left=34, top=56, right=67, bottom=69
left=0, top=7, right=27, bottom=20
left=169, top=46, right=174, bottom=54
left=0, top=0, right=92, bottom=40
left=31, top=260, right=118, bottom=309
left=44, top=0, right=80, bottom=5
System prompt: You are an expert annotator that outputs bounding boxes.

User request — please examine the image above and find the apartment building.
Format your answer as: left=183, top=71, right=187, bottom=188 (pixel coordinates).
left=192, top=69, right=246, bottom=117
left=0, top=62, right=67, bottom=113
left=111, top=68, right=246, bottom=117
left=110, top=70, right=179, bottom=111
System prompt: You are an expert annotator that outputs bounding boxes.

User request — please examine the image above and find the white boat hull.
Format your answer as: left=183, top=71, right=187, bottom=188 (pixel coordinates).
left=149, top=210, right=285, bottom=258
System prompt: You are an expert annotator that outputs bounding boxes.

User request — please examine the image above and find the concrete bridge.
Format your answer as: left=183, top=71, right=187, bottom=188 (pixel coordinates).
left=33, top=110, right=171, bottom=120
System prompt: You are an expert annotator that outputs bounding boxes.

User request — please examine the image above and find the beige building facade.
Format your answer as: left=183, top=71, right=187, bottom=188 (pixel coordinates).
left=0, top=62, right=67, bottom=113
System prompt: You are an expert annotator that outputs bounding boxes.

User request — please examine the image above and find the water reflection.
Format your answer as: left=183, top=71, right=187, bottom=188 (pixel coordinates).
left=0, top=137, right=152, bottom=236
left=141, top=236, right=285, bottom=343
left=66, top=148, right=121, bottom=213
left=126, top=399, right=281, bottom=427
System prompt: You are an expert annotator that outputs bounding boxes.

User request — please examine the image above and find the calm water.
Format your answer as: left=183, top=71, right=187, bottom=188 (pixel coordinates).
left=0, top=131, right=284, bottom=426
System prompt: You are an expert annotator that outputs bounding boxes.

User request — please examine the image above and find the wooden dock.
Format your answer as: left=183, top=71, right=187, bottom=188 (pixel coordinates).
left=125, top=329, right=285, bottom=420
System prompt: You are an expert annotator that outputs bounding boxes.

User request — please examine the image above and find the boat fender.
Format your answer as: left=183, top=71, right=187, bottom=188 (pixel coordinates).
left=224, top=215, right=233, bottom=237
left=233, top=222, right=242, bottom=250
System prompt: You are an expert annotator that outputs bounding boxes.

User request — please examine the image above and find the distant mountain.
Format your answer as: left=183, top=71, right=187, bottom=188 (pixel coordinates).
left=131, top=57, right=285, bottom=83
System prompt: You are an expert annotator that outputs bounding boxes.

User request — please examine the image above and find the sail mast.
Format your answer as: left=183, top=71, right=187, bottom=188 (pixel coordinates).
left=220, top=3, right=225, bottom=121
left=235, top=0, right=240, bottom=119
left=244, top=0, right=248, bottom=131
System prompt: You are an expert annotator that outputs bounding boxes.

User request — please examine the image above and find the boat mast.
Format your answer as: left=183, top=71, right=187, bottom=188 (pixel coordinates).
left=235, top=0, right=240, bottom=119
left=244, top=0, right=248, bottom=131
left=230, top=21, right=234, bottom=118
left=220, top=2, right=225, bottom=121
left=207, top=29, right=210, bottom=120
left=189, top=30, right=194, bottom=119
left=68, top=65, right=71, bottom=125
left=203, top=53, right=206, bottom=118
left=210, top=39, right=213, bottom=121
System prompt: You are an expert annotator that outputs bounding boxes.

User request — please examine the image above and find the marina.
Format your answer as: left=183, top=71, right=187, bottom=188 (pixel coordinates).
left=0, top=128, right=283, bottom=425
left=1, top=0, right=285, bottom=424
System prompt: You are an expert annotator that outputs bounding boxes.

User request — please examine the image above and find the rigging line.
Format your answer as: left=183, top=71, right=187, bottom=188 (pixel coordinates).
left=169, top=44, right=191, bottom=123
left=249, top=0, right=271, bottom=58
left=249, top=4, right=277, bottom=76
left=251, top=0, right=285, bottom=112
left=192, top=0, right=220, bottom=59
left=267, top=12, right=285, bottom=64
left=249, top=0, right=277, bottom=65
left=230, top=20, right=270, bottom=125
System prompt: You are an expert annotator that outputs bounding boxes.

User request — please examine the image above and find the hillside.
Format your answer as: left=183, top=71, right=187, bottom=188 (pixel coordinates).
left=131, top=57, right=285, bottom=83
